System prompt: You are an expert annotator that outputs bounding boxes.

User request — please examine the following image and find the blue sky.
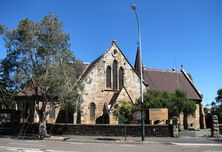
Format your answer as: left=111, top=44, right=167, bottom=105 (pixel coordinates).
left=1, top=0, right=222, bottom=105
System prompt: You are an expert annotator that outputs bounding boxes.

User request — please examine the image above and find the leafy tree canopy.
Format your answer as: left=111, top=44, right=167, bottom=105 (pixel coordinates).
left=112, top=90, right=196, bottom=124
left=187, top=73, right=193, bottom=81
left=209, top=88, right=222, bottom=123
left=215, top=88, right=222, bottom=104
left=112, top=101, right=134, bottom=124
left=137, top=89, right=196, bottom=118
left=1, top=13, right=84, bottom=137
left=0, top=59, right=15, bottom=109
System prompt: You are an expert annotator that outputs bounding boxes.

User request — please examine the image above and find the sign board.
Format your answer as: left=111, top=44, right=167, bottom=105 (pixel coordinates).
left=133, top=111, right=141, bottom=120
left=149, top=108, right=168, bottom=121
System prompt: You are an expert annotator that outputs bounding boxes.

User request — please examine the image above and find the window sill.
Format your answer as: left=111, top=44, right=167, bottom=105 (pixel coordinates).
left=103, top=89, right=119, bottom=92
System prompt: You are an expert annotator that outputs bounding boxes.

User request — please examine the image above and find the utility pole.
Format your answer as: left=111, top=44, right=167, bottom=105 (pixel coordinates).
left=130, top=3, right=145, bottom=142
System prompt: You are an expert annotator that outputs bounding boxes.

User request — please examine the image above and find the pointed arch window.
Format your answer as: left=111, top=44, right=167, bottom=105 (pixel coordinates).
left=89, top=102, right=96, bottom=120
left=119, top=67, right=124, bottom=89
left=113, top=60, right=118, bottom=89
left=106, top=66, right=111, bottom=88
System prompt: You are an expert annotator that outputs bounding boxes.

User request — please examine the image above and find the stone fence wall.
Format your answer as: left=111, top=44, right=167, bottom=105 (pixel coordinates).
left=220, top=124, right=222, bottom=135
left=0, top=123, right=173, bottom=137
left=47, top=124, right=173, bottom=137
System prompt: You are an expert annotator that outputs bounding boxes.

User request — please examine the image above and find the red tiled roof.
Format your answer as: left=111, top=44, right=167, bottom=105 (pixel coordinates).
left=143, top=68, right=202, bottom=100
left=16, top=82, right=42, bottom=97
left=81, top=55, right=103, bottom=79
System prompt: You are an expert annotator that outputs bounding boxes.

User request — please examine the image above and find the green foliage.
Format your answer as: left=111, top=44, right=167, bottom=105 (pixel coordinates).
left=141, top=89, right=196, bottom=118
left=38, top=60, right=84, bottom=112
left=1, top=13, right=84, bottom=116
left=209, top=88, right=222, bottom=123
left=112, top=90, right=196, bottom=124
left=187, top=73, right=193, bottom=81
left=0, top=62, right=15, bottom=109
left=183, top=100, right=196, bottom=116
left=211, top=104, right=222, bottom=124
left=112, top=101, right=134, bottom=124
left=0, top=24, right=5, bottom=34
left=215, top=88, right=222, bottom=104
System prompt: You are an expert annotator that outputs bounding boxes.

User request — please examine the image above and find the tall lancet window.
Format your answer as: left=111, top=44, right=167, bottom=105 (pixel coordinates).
left=106, top=66, right=111, bottom=88
left=119, top=67, right=124, bottom=89
left=113, top=60, right=118, bottom=89
left=89, top=102, right=96, bottom=120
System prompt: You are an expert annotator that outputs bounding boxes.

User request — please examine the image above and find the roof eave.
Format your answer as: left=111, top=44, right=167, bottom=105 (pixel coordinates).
left=181, top=69, right=203, bottom=100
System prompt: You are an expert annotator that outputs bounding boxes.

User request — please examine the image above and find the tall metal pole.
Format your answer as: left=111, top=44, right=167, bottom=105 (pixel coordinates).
left=131, top=3, right=145, bottom=142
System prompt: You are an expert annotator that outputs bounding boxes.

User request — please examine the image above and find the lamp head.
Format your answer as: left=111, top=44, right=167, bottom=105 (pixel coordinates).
left=131, top=4, right=136, bottom=11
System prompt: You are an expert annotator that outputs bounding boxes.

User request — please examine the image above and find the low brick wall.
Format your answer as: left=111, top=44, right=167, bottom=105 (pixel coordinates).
left=0, top=123, right=173, bottom=137
left=0, top=122, right=20, bottom=135
left=47, top=124, right=173, bottom=137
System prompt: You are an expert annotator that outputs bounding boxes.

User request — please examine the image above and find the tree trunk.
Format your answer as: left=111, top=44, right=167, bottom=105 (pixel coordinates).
left=38, top=93, right=48, bottom=139
left=65, top=110, right=68, bottom=125
left=39, top=115, right=48, bottom=139
left=183, top=115, right=188, bottom=129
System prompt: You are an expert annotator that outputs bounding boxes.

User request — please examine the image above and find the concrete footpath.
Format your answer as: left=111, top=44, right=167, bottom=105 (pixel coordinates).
left=46, top=129, right=222, bottom=144
left=47, top=135, right=222, bottom=144
left=1, top=129, right=221, bottom=145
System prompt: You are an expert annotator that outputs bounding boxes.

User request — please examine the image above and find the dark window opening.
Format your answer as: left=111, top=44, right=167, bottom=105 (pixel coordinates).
left=119, top=67, right=124, bottom=89
left=113, top=60, right=118, bottom=89
left=106, top=66, right=111, bottom=88
left=90, top=102, right=96, bottom=120
left=49, top=108, right=55, bottom=118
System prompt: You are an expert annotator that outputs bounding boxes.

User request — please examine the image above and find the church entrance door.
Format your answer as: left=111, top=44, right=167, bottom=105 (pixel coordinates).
left=96, top=112, right=110, bottom=124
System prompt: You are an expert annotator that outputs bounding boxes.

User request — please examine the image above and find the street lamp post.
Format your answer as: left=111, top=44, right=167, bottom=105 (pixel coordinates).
left=131, top=3, right=145, bottom=141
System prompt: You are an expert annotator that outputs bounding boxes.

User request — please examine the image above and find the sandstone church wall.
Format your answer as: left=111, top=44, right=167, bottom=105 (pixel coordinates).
left=80, top=43, right=143, bottom=124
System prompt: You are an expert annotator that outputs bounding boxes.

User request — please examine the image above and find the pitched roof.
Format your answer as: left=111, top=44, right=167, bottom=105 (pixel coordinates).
left=143, top=68, right=202, bottom=100
left=108, top=87, right=135, bottom=110
left=108, top=92, right=120, bottom=106
left=81, top=55, right=103, bottom=79
left=16, top=84, right=42, bottom=97
left=79, top=41, right=141, bottom=82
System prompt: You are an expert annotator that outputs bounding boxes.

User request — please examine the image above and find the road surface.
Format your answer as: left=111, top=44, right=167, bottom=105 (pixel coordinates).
left=0, top=138, right=221, bottom=152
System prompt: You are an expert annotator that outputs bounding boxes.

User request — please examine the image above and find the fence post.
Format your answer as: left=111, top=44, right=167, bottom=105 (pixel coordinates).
left=172, top=116, right=179, bottom=137
left=211, top=115, right=219, bottom=137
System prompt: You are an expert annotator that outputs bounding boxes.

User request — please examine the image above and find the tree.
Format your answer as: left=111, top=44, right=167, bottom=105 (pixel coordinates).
left=0, top=24, right=5, bottom=34
left=1, top=14, right=84, bottom=138
left=187, top=73, right=193, bottom=81
left=139, top=89, right=196, bottom=127
left=0, top=61, right=15, bottom=109
left=171, top=90, right=196, bottom=117
left=112, top=101, right=134, bottom=124
left=208, top=88, right=222, bottom=124
left=215, top=88, right=222, bottom=104
left=40, top=60, right=84, bottom=124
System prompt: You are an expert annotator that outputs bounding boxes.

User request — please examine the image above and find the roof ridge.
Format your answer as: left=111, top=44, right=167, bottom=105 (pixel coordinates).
left=144, top=67, right=181, bottom=73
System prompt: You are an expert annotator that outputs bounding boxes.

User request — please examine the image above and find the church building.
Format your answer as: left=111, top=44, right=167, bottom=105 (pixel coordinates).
left=16, top=41, right=203, bottom=129
left=75, top=41, right=203, bottom=128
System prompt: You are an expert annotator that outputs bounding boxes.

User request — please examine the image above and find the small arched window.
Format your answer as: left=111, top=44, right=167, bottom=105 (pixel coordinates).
left=113, top=60, right=118, bottom=89
left=106, top=66, right=111, bottom=88
left=89, top=102, right=96, bottom=120
left=119, top=67, right=124, bottom=89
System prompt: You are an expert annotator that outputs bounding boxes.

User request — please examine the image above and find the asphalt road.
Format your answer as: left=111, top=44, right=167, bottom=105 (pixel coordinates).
left=0, top=138, right=222, bottom=152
